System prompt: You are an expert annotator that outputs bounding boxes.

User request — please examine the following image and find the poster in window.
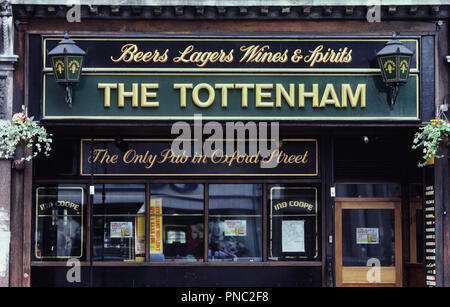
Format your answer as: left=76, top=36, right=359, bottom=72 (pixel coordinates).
left=356, top=227, right=379, bottom=244
left=282, top=220, right=305, bottom=252
left=135, top=215, right=145, bottom=261
left=150, top=198, right=163, bottom=253
left=110, top=222, right=133, bottom=238
left=223, top=220, right=247, bottom=236
left=167, top=230, right=187, bottom=244
left=134, top=198, right=163, bottom=258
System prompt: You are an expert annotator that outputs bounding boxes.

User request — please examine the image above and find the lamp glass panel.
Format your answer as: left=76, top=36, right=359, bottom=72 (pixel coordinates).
left=51, top=56, right=67, bottom=82
left=398, top=55, right=411, bottom=82
left=67, top=56, right=83, bottom=82
left=379, top=55, right=398, bottom=83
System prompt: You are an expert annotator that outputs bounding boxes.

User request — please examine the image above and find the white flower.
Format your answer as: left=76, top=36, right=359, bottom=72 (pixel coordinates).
left=0, top=114, right=52, bottom=161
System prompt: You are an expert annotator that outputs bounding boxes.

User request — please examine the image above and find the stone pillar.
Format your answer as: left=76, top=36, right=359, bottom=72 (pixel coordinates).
left=0, top=0, right=18, bottom=287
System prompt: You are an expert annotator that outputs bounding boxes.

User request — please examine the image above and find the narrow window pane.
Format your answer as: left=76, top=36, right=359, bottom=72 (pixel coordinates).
left=336, top=183, right=401, bottom=198
left=268, top=185, right=320, bottom=261
left=92, top=184, right=145, bottom=262
left=33, top=185, right=85, bottom=261
left=150, top=184, right=204, bottom=262
left=209, top=184, right=262, bottom=262
left=342, top=209, right=395, bottom=266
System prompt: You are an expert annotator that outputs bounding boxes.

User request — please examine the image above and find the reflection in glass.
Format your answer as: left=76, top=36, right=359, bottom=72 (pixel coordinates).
left=208, top=184, right=262, bottom=262
left=34, top=186, right=84, bottom=260
left=151, top=184, right=204, bottom=262
left=336, top=184, right=400, bottom=198
left=92, top=184, right=145, bottom=262
left=342, top=209, right=395, bottom=266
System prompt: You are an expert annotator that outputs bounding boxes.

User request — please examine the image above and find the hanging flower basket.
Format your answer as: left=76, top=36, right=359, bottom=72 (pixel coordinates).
left=0, top=108, right=52, bottom=164
left=412, top=117, right=450, bottom=167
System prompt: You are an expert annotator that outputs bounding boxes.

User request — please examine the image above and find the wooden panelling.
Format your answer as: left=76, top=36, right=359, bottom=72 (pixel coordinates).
left=342, top=267, right=396, bottom=284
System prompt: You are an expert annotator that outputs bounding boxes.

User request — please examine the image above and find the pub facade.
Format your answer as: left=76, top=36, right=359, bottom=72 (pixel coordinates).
left=0, top=0, right=449, bottom=287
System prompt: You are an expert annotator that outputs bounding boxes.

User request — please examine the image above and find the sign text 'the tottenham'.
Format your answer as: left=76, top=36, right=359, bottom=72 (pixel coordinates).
left=97, top=82, right=366, bottom=109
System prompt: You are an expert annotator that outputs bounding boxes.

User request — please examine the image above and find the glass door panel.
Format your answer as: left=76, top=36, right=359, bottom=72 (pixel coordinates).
left=335, top=199, right=402, bottom=287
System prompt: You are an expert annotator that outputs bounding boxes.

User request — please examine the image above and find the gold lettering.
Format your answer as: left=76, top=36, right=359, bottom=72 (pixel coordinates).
left=298, top=84, right=319, bottom=108
left=173, top=45, right=195, bottom=63
left=275, top=83, right=295, bottom=108
left=235, top=84, right=254, bottom=108
left=123, top=149, right=136, bottom=164
left=173, top=83, right=193, bottom=108
left=158, top=148, right=174, bottom=164
left=215, top=84, right=234, bottom=108
left=319, top=84, right=340, bottom=108
left=88, top=149, right=107, bottom=163
left=341, top=84, right=366, bottom=108
left=304, top=45, right=324, bottom=67
left=118, top=83, right=139, bottom=108
left=255, top=84, right=274, bottom=108
left=239, top=45, right=269, bottom=63
left=98, top=83, right=117, bottom=108
left=192, top=83, right=215, bottom=108
left=140, top=83, right=159, bottom=107
left=211, top=149, right=225, bottom=164
left=110, top=43, right=137, bottom=63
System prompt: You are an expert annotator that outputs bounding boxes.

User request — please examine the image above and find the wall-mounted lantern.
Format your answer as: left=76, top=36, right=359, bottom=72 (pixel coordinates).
left=376, top=33, right=414, bottom=106
left=47, top=31, right=86, bottom=108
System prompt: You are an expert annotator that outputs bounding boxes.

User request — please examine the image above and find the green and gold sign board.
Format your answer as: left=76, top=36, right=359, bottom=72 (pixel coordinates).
left=41, top=36, right=420, bottom=121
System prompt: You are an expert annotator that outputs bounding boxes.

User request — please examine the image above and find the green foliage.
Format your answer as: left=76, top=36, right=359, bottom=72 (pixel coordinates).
left=412, top=118, right=450, bottom=167
left=0, top=110, right=52, bottom=161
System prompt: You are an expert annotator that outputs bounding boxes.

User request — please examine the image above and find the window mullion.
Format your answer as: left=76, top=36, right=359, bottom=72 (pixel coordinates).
left=204, top=183, right=209, bottom=262
left=262, top=183, right=267, bottom=262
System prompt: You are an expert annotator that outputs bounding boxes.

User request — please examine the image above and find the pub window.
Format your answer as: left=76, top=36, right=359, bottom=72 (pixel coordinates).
left=33, top=185, right=85, bottom=261
left=208, top=184, right=262, bottom=262
left=268, top=185, right=320, bottom=261
left=150, top=184, right=204, bottom=262
left=33, top=182, right=321, bottom=263
left=92, top=184, right=145, bottom=262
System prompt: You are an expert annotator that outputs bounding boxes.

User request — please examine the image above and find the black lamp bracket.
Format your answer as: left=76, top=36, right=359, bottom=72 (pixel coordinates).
left=387, top=84, right=399, bottom=107
left=65, top=83, right=73, bottom=108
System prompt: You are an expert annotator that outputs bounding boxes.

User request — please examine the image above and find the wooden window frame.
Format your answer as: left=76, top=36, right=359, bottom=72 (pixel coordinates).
left=31, top=179, right=323, bottom=268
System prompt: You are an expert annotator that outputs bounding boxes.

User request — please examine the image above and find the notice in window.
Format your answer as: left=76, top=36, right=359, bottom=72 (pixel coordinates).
left=356, top=227, right=379, bottom=244
left=150, top=198, right=164, bottom=253
left=110, top=222, right=133, bottom=238
left=282, top=220, right=305, bottom=252
left=224, top=220, right=247, bottom=236
left=135, top=215, right=145, bottom=260
left=167, top=230, right=187, bottom=244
